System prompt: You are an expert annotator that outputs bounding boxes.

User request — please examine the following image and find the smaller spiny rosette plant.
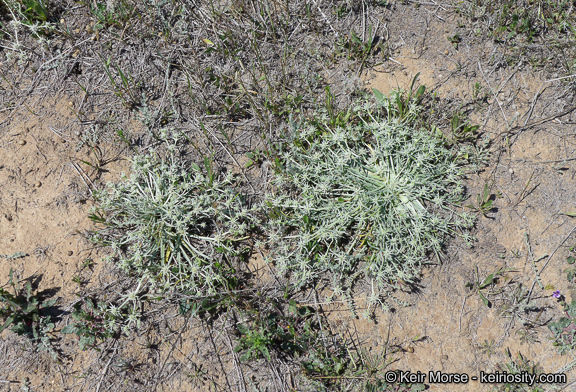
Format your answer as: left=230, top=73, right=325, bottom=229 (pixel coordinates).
left=90, top=153, right=257, bottom=301
left=266, top=91, right=475, bottom=308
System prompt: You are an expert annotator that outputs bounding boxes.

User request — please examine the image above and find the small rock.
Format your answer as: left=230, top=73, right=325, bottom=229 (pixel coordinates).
left=18, top=140, right=26, bottom=146
left=35, top=181, right=42, bottom=188
left=68, top=101, right=74, bottom=107
left=67, top=251, right=73, bottom=256
left=60, top=19, right=65, bottom=24
left=403, top=71, right=408, bottom=76
left=441, top=355, right=449, bottom=361
left=509, top=168, right=514, bottom=174
left=405, top=347, right=414, bottom=353
left=444, top=49, right=449, bottom=55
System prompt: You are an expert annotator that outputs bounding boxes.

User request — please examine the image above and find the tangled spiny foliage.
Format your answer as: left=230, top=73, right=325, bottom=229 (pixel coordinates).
left=266, top=91, right=475, bottom=306
left=91, top=153, right=257, bottom=297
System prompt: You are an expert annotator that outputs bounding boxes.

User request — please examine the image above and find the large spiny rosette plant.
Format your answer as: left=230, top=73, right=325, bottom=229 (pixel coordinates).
left=266, top=90, right=475, bottom=309
left=90, top=153, right=257, bottom=301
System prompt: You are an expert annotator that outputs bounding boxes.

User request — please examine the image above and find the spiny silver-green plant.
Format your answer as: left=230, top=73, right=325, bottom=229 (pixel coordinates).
left=266, top=90, right=475, bottom=307
left=90, top=153, right=257, bottom=299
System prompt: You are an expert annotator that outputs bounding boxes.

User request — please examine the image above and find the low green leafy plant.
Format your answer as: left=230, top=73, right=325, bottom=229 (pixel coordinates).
left=62, top=297, right=121, bottom=350
left=0, top=269, right=57, bottom=358
left=549, top=297, right=576, bottom=355
left=447, top=33, right=461, bottom=49
left=232, top=297, right=424, bottom=391
left=234, top=300, right=315, bottom=362
left=235, top=322, right=274, bottom=361
left=266, top=87, right=474, bottom=307
left=90, top=151, right=257, bottom=299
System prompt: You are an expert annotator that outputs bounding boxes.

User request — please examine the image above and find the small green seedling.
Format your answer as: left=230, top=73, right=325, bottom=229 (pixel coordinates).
left=467, top=183, right=494, bottom=217
left=81, top=258, right=95, bottom=270
left=245, top=149, right=263, bottom=168
left=473, top=82, right=483, bottom=100
left=466, top=266, right=508, bottom=307
left=372, top=73, right=426, bottom=120
left=337, top=26, right=375, bottom=61
left=447, top=33, right=461, bottom=49
left=450, top=112, right=480, bottom=143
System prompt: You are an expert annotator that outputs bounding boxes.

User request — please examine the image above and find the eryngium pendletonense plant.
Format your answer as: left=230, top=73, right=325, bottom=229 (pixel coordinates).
left=266, top=91, right=474, bottom=306
left=90, top=154, right=256, bottom=297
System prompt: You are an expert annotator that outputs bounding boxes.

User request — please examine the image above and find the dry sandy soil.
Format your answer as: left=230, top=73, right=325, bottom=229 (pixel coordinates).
left=1, top=1, right=576, bottom=391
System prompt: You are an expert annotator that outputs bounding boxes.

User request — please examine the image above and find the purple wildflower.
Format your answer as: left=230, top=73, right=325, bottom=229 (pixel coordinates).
left=553, top=290, right=561, bottom=299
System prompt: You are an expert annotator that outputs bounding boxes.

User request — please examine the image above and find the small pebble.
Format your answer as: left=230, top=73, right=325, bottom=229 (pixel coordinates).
left=441, top=355, right=449, bottom=361
left=509, top=168, right=514, bottom=174
left=35, top=181, right=42, bottom=188
left=18, top=140, right=26, bottom=146
left=405, top=347, right=414, bottom=353
left=67, top=251, right=73, bottom=256
left=444, top=49, right=449, bottom=55
left=68, top=101, right=74, bottom=107
left=403, top=71, right=408, bottom=76
left=60, top=19, right=65, bottom=24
